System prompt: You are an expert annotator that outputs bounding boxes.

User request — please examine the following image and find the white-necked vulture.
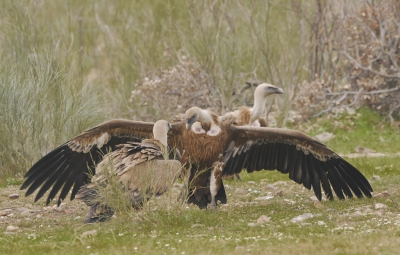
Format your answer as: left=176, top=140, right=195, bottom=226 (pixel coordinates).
left=21, top=107, right=373, bottom=211
left=221, top=83, right=283, bottom=180
left=221, top=83, right=283, bottom=127
left=75, top=120, right=182, bottom=223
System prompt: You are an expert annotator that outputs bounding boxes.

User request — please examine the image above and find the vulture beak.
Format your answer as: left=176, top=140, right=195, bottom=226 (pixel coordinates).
left=275, top=87, right=284, bottom=94
left=186, top=115, right=197, bottom=130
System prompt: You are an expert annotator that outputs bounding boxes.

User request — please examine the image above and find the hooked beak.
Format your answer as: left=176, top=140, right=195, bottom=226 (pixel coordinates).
left=275, top=87, right=284, bottom=94
left=186, top=118, right=196, bottom=130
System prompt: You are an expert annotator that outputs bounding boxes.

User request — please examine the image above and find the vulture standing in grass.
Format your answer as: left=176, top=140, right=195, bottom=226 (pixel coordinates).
left=221, top=83, right=283, bottom=127
left=21, top=107, right=373, bottom=212
left=221, top=83, right=284, bottom=180
left=75, top=120, right=182, bottom=223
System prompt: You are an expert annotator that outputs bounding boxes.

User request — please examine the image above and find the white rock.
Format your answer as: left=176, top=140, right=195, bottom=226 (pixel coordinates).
left=290, top=213, right=319, bottom=223
left=372, top=175, right=381, bottom=181
left=81, top=230, right=97, bottom=238
left=314, top=132, right=335, bottom=142
left=6, top=226, right=20, bottom=232
left=317, top=221, right=326, bottom=226
left=374, top=203, right=387, bottom=209
left=8, top=194, right=19, bottom=200
left=257, top=215, right=271, bottom=224
left=235, top=188, right=249, bottom=195
left=254, top=196, right=274, bottom=201
left=247, top=181, right=256, bottom=185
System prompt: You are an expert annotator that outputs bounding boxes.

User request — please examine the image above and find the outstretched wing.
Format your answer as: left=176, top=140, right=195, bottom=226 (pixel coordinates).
left=223, top=126, right=373, bottom=200
left=21, top=119, right=156, bottom=205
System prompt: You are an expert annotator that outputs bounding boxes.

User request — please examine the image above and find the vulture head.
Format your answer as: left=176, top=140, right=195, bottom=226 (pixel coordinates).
left=256, top=83, right=284, bottom=98
left=153, top=119, right=172, bottom=146
left=184, top=107, right=213, bottom=131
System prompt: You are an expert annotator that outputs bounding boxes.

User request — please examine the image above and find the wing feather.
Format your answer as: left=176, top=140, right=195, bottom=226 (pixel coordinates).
left=223, top=126, right=372, bottom=200
left=21, top=119, right=156, bottom=205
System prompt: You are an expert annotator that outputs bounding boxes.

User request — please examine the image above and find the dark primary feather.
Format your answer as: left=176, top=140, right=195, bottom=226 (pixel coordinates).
left=21, top=120, right=155, bottom=205
left=223, top=126, right=373, bottom=200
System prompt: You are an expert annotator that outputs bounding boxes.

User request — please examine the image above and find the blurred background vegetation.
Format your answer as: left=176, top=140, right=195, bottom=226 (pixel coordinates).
left=0, top=0, right=399, bottom=180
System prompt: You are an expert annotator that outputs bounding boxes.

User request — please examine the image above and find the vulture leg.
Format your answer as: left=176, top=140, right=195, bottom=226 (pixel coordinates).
left=208, top=161, right=223, bottom=210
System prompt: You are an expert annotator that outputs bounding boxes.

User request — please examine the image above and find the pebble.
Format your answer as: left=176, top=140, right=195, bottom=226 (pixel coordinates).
left=291, top=213, right=321, bottom=223
left=314, top=132, right=335, bottom=142
left=374, top=191, right=390, bottom=197
left=313, top=202, right=324, bottom=209
left=191, top=224, right=205, bottom=228
left=6, top=225, right=20, bottom=232
left=247, top=223, right=256, bottom=227
left=317, top=221, right=326, bottom=226
left=8, top=194, right=19, bottom=200
left=235, top=188, right=249, bottom=195
left=81, top=230, right=97, bottom=238
left=247, top=181, right=256, bottom=185
left=254, top=196, right=274, bottom=201
left=374, top=203, right=387, bottom=209
left=0, top=211, right=9, bottom=216
left=20, top=210, right=32, bottom=217
left=257, top=215, right=270, bottom=224
left=265, top=184, right=275, bottom=190
left=275, top=190, right=283, bottom=197
left=372, top=175, right=381, bottom=181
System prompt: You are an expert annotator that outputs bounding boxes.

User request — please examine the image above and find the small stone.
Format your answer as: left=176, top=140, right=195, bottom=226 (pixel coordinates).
left=317, top=221, right=326, bottom=226
left=275, top=190, right=283, bottom=197
left=257, top=215, right=270, bottom=224
left=372, top=175, right=381, bottom=181
left=191, top=224, right=205, bottom=228
left=64, top=209, right=74, bottom=214
left=8, top=194, right=19, bottom=200
left=290, top=213, right=315, bottom=223
left=235, top=188, right=249, bottom=195
left=374, top=203, right=387, bottom=209
left=355, top=147, right=375, bottom=154
left=235, top=246, right=245, bottom=251
left=0, top=211, right=9, bottom=216
left=16, top=207, right=29, bottom=212
left=247, top=223, right=256, bottom=227
left=374, top=191, right=390, bottom=197
left=20, top=210, right=32, bottom=216
left=247, top=181, right=256, bottom=185
left=254, top=196, right=274, bottom=201
left=314, top=132, right=335, bottom=142
left=313, top=201, right=324, bottom=209
left=266, top=184, right=275, bottom=190
left=81, top=230, right=97, bottom=238
left=6, top=226, right=20, bottom=232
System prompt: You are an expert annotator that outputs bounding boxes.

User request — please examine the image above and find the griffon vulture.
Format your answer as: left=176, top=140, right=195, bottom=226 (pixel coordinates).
left=222, top=83, right=283, bottom=180
left=182, top=107, right=373, bottom=209
left=21, top=107, right=372, bottom=211
left=221, top=83, right=283, bottom=127
left=75, top=120, right=182, bottom=223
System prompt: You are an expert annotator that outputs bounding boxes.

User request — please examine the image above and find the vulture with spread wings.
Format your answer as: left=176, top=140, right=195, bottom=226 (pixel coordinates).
left=21, top=107, right=373, bottom=211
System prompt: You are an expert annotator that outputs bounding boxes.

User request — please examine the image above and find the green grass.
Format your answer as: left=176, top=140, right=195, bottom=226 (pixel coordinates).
left=1, top=156, right=400, bottom=255
left=292, top=107, right=400, bottom=154
left=0, top=1, right=399, bottom=254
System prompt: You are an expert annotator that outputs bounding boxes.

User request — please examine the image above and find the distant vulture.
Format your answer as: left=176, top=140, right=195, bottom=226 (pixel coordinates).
left=221, top=83, right=283, bottom=127
left=75, top=120, right=182, bottom=223
left=221, top=83, right=283, bottom=180
left=21, top=107, right=373, bottom=212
